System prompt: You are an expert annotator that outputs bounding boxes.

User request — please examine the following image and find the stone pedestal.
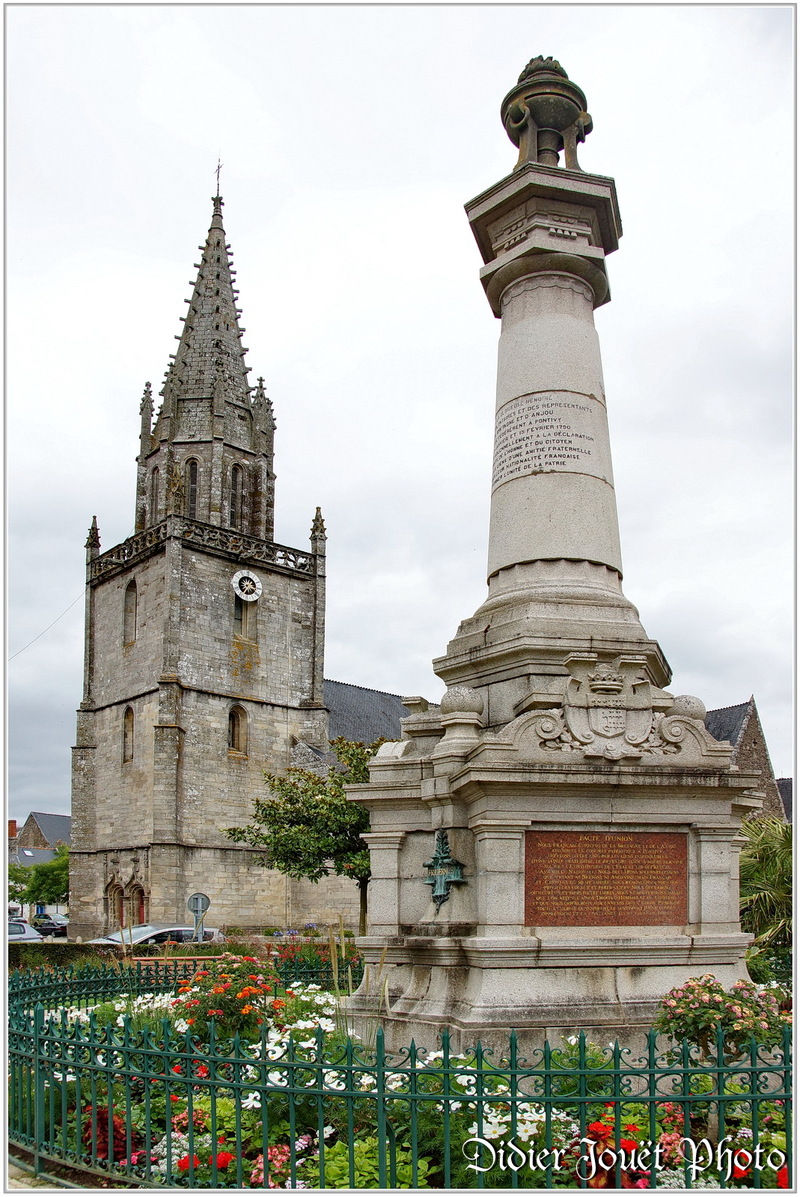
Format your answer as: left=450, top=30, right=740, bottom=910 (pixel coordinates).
left=346, top=58, right=760, bottom=1054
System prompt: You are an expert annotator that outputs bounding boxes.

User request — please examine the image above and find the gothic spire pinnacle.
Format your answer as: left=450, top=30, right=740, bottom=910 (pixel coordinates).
left=85, top=516, right=100, bottom=558
left=158, top=193, right=251, bottom=410
left=310, top=506, right=327, bottom=548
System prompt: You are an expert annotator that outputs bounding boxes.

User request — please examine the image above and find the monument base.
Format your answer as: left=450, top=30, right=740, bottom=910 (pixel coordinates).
left=346, top=931, right=752, bottom=1054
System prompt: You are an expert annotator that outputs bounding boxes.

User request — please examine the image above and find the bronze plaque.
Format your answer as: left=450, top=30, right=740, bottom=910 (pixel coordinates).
left=525, top=831, right=688, bottom=927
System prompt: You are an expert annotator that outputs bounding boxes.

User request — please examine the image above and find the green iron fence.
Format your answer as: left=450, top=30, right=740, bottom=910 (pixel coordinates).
left=8, top=964, right=792, bottom=1190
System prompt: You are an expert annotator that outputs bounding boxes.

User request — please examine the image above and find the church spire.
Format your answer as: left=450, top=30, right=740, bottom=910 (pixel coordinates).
left=158, top=193, right=251, bottom=414
left=140, top=193, right=276, bottom=540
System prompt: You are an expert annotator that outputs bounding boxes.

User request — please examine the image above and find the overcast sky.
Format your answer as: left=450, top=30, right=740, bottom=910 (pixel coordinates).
left=7, top=5, right=794, bottom=823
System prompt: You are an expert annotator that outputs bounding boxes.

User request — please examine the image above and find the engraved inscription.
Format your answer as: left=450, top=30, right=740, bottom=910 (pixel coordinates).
left=524, top=831, right=688, bottom=927
left=492, top=391, right=607, bottom=489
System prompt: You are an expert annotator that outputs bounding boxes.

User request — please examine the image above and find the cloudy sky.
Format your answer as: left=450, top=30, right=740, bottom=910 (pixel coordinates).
left=8, top=5, right=793, bottom=822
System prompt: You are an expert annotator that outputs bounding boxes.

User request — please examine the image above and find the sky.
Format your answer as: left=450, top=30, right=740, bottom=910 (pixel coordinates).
left=7, top=4, right=794, bottom=822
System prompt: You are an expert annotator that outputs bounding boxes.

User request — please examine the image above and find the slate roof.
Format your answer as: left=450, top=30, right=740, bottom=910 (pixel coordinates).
left=777, top=778, right=793, bottom=822
left=15, top=847, right=56, bottom=867
left=28, top=812, right=72, bottom=848
left=704, top=701, right=750, bottom=747
left=323, top=679, right=411, bottom=744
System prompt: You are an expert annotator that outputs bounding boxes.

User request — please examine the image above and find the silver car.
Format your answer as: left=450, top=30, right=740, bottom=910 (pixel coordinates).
left=88, top=923, right=223, bottom=946
left=8, top=919, right=44, bottom=941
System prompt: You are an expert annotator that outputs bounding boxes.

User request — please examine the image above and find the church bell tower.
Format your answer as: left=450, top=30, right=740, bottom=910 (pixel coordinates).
left=69, top=193, right=329, bottom=940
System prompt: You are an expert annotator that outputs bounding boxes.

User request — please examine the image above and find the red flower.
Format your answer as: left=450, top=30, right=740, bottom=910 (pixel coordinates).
left=170, top=1095, right=181, bottom=1103
left=732, top=1164, right=751, bottom=1180
left=177, top=1154, right=201, bottom=1172
left=171, top=1066, right=182, bottom=1074
left=624, top=1124, right=640, bottom=1133
left=776, top=1166, right=789, bottom=1188
left=212, top=1151, right=236, bottom=1169
left=196, top=1064, right=209, bottom=1078
left=587, top=1121, right=614, bottom=1142
left=620, top=1139, right=639, bottom=1152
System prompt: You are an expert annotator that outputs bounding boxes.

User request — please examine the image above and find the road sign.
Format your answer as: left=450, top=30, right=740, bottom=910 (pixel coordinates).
left=187, top=893, right=210, bottom=915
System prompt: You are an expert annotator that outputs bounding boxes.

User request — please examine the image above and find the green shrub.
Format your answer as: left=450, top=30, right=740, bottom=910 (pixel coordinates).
left=318, top=1137, right=430, bottom=1188
left=8, top=942, right=120, bottom=972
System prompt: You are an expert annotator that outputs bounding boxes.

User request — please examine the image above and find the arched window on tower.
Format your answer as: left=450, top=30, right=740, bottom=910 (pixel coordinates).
left=229, top=465, right=243, bottom=529
left=150, top=467, right=160, bottom=523
left=123, top=581, right=137, bottom=646
left=228, top=706, right=247, bottom=755
left=122, top=707, right=134, bottom=763
left=185, top=459, right=199, bottom=520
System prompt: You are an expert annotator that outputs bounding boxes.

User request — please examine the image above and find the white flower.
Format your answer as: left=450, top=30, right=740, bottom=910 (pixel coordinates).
left=241, top=1092, right=262, bottom=1109
left=322, top=1070, right=346, bottom=1090
left=174, top=1019, right=189, bottom=1033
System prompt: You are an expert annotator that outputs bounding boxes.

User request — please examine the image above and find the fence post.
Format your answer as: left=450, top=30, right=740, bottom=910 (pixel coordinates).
left=375, top=1027, right=387, bottom=1188
left=33, top=1003, right=45, bottom=1179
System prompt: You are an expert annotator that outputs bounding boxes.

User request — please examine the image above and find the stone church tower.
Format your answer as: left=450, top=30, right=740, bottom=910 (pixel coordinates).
left=69, top=194, right=339, bottom=940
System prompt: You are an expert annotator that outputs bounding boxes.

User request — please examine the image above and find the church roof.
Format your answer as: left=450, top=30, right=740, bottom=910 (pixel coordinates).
left=324, top=679, right=412, bottom=744
left=157, top=193, right=253, bottom=414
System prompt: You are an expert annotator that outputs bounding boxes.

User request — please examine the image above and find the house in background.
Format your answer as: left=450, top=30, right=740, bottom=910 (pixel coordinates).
left=704, top=698, right=786, bottom=820
left=8, top=811, right=71, bottom=921
left=776, top=778, right=792, bottom=822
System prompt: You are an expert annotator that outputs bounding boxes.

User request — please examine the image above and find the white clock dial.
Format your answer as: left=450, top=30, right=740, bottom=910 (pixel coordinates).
left=231, top=570, right=262, bottom=601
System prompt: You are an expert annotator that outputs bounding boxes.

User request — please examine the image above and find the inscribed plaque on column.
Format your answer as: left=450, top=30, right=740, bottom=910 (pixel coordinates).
left=525, top=831, right=688, bottom=927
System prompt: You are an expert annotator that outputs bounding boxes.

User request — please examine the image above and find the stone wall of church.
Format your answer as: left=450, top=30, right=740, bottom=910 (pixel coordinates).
left=176, top=548, right=320, bottom=713
left=92, top=554, right=167, bottom=703
left=92, top=691, right=160, bottom=847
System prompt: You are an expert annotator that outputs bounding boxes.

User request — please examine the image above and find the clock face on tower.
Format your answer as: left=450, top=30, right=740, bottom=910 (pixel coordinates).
left=231, top=570, right=262, bottom=601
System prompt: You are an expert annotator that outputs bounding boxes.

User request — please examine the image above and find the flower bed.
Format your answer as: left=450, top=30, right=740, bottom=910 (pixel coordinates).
left=8, top=961, right=793, bottom=1189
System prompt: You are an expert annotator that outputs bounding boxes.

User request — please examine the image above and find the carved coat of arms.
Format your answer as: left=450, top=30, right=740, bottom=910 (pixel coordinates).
left=563, top=659, right=653, bottom=760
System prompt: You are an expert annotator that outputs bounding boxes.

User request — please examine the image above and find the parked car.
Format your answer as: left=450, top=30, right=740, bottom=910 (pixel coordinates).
left=30, top=913, right=69, bottom=938
left=8, top=919, right=44, bottom=941
left=88, top=923, right=223, bottom=946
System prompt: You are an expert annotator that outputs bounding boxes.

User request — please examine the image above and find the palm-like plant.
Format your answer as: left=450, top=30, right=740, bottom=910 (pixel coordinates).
left=739, top=817, right=792, bottom=979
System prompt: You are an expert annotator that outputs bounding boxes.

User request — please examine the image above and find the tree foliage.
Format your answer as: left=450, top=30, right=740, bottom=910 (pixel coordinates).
left=20, top=844, right=70, bottom=906
left=225, top=738, right=381, bottom=933
left=739, top=817, right=792, bottom=981
left=8, top=861, right=29, bottom=907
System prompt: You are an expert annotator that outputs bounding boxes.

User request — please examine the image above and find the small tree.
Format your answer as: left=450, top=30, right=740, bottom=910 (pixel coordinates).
left=8, top=861, right=29, bottom=911
left=225, top=737, right=381, bottom=934
left=22, top=844, right=70, bottom=908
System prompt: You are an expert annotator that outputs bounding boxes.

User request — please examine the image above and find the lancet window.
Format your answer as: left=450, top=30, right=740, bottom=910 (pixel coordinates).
left=229, top=465, right=243, bottom=529
left=185, top=459, right=199, bottom=520
left=122, top=707, right=134, bottom=763
left=228, top=706, right=247, bottom=755
left=150, top=467, right=160, bottom=523
left=123, top=581, right=137, bottom=645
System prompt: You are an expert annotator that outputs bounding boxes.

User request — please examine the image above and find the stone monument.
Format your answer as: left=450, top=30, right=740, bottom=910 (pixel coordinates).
left=347, top=58, right=761, bottom=1051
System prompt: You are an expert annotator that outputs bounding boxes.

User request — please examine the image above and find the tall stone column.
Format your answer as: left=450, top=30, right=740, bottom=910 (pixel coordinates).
left=434, top=57, right=669, bottom=727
